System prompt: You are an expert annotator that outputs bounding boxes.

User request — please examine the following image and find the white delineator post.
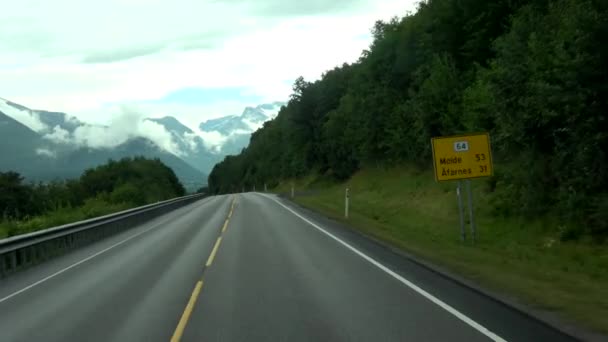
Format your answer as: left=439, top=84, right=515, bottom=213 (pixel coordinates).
left=291, top=184, right=295, bottom=199
left=345, top=187, right=350, bottom=219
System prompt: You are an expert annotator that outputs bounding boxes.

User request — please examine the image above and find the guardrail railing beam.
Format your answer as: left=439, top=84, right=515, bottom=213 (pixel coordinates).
left=0, top=194, right=205, bottom=278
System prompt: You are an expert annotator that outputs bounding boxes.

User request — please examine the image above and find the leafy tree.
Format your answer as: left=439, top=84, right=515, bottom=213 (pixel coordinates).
left=0, top=172, right=38, bottom=219
left=1, top=157, right=186, bottom=226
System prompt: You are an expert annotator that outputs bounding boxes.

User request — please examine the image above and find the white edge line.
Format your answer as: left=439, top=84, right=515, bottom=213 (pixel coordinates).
left=0, top=197, right=215, bottom=304
left=260, top=193, right=507, bottom=342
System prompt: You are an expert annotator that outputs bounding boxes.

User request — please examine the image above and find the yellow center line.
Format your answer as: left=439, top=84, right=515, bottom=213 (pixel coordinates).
left=228, top=202, right=235, bottom=219
left=206, top=237, right=222, bottom=267
left=171, top=197, right=237, bottom=342
left=171, top=280, right=204, bottom=342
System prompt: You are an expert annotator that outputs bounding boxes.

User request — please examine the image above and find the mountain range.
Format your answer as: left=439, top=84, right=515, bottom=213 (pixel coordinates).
left=0, top=97, right=284, bottom=191
left=198, top=101, right=284, bottom=155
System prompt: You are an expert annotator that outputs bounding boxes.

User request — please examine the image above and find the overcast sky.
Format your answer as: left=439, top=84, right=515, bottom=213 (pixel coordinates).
left=0, top=0, right=416, bottom=130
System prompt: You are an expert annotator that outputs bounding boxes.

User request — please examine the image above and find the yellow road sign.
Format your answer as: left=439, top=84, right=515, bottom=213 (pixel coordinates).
left=431, top=133, right=493, bottom=181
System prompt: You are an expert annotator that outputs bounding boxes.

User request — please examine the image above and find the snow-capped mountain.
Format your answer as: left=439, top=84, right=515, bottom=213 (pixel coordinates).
left=0, top=98, right=83, bottom=135
left=0, top=97, right=284, bottom=189
left=199, top=102, right=284, bottom=154
left=199, top=102, right=283, bottom=135
left=0, top=98, right=206, bottom=190
left=145, top=116, right=222, bottom=174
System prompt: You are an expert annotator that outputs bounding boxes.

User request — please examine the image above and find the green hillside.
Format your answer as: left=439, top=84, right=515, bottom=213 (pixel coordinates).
left=209, top=0, right=608, bottom=241
left=207, top=0, right=608, bottom=333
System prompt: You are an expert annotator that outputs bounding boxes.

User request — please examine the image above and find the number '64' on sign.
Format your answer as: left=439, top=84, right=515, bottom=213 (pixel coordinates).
left=453, top=141, right=469, bottom=152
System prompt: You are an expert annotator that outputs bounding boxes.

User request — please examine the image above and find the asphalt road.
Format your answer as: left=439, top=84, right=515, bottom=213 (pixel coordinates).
left=0, top=194, right=578, bottom=342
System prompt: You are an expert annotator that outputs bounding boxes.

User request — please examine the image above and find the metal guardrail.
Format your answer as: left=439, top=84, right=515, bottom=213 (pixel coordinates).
left=0, top=193, right=206, bottom=278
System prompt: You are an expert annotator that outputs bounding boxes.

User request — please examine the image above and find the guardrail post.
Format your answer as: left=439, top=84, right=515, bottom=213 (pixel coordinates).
left=0, top=255, right=6, bottom=276
left=17, top=249, right=25, bottom=269
left=26, top=246, right=32, bottom=266
left=9, top=251, right=16, bottom=272
left=33, top=245, right=40, bottom=263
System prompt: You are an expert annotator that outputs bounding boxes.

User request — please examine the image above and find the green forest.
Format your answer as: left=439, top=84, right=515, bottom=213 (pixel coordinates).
left=0, top=157, right=185, bottom=238
left=209, top=0, right=608, bottom=240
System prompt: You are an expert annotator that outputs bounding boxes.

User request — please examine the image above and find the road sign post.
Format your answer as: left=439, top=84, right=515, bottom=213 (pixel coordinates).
left=431, top=133, right=492, bottom=243
left=466, top=180, right=476, bottom=244
left=345, top=187, right=350, bottom=219
left=456, top=181, right=466, bottom=242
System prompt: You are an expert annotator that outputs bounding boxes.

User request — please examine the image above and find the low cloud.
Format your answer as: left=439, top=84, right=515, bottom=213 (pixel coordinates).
left=139, top=119, right=184, bottom=156
left=199, top=131, right=227, bottom=152
left=1, top=97, right=212, bottom=159
left=172, top=30, right=232, bottom=52
left=0, top=99, right=48, bottom=132
left=183, top=132, right=202, bottom=152
left=80, top=30, right=232, bottom=64
left=231, top=128, right=254, bottom=135
left=36, top=148, right=56, bottom=158
left=43, top=125, right=71, bottom=143
left=71, top=107, right=183, bottom=156
left=214, top=0, right=365, bottom=16
left=82, top=45, right=165, bottom=64
left=241, top=118, right=262, bottom=131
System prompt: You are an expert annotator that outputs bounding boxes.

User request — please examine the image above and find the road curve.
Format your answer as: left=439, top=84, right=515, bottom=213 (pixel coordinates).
left=0, top=194, right=577, bottom=342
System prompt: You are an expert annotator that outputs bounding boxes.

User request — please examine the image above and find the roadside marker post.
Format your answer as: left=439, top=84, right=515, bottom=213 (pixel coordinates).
left=345, top=187, right=350, bottom=219
left=264, top=183, right=267, bottom=192
left=291, top=184, right=295, bottom=199
left=431, top=133, right=493, bottom=243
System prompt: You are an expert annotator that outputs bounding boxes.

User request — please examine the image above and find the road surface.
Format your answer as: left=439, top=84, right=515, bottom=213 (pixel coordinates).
left=0, top=194, right=577, bottom=341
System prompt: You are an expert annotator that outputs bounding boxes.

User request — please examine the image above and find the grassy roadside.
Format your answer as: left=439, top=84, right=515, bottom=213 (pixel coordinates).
left=0, top=198, right=132, bottom=240
left=274, top=166, right=608, bottom=334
